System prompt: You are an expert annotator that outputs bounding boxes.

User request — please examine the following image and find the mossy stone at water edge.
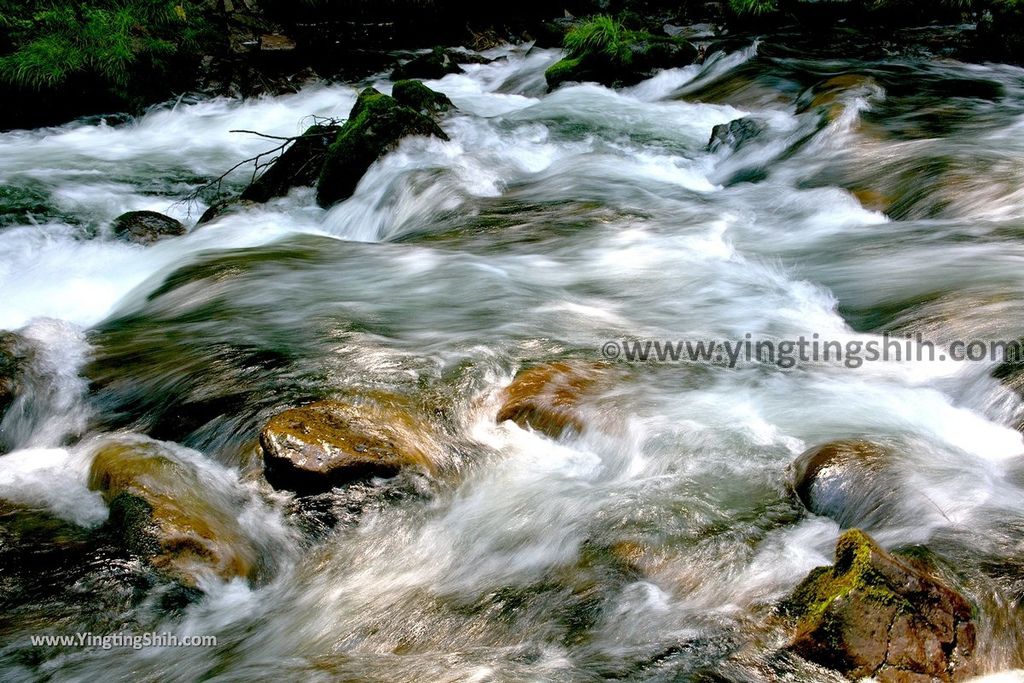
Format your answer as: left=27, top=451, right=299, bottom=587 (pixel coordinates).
left=315, top=88, right=448, bottom=207
left=392, top=80, right=453, bottom=116
left=783, top=529, right=975, bottom=682
left=545, top=32, right=698, bottom=90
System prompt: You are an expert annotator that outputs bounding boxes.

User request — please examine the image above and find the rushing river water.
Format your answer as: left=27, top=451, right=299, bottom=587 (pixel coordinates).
left=1, top=39, right=1024, bottom=682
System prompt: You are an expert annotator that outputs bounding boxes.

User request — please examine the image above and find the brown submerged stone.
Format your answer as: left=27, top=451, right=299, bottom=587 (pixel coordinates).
left=496, top=361, right=612, bottom=439
left=88, top=438, right=258, bottom=586
left=259, top=397, right=435, bottom=492
left=784, top=529, right=975, bottom=682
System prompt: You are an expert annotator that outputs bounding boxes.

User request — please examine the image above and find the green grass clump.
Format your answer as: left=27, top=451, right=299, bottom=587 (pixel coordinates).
left=564, top=15, right=633, bottom=66
left=729, top=0, right=779, bottom=16
left=0, top=0, right=206, bottom=91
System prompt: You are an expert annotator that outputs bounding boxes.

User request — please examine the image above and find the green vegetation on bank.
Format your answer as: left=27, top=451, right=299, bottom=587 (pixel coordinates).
left=0, top=0, right=209, bottom=91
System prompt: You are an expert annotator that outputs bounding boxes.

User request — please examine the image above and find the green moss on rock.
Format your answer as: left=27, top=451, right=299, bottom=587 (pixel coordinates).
left=545, top=15, right=698, bottom=91
left=784, top=529, right=975, bottom=681
left=392, top=79, right=453, bottom=115
left=315, top=87, right=448, bottom=207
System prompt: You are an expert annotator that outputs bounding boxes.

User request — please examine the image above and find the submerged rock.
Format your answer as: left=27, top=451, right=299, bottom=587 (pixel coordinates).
left=496, top=361, right=612, bottom=439
left=88, top=438, right=258, bottom=586
left=784, top=529, right=975, bottom=682
left=707, top=117, right=765, bottom=153
left=110, top=210, right=186, bottom=245
left=391, top=47, right=465, bottom=80
left=392, top=80, right=453, bottom=116
left=259, top=397, right=437, bottom=492
left=316, top=87, right=448, bottom=207
left=240, top=124, right=341, bottom=203
left=788, top=439, right=896, bottom=529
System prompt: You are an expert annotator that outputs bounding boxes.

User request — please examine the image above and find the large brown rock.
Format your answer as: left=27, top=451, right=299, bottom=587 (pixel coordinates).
left=88, top=437, right=258, bottom=586
left=259, top=397, right=437, bottom=492
left=496, top=361, right=613, bottom=439
left=784, top=529, right=975, bottom=682
left=239, top=124, right=340, bottom=203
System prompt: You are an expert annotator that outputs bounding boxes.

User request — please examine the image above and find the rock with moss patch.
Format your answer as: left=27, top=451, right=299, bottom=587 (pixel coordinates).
left=391, top=47, right=465, bottom=80
left=316, top=87, right=448, bottom=207
left=240, top=124, right=341, bottom=203
left=784, top=529, right=975, bottom=682
left=111, top=210, right=186, bottom=245
left=545, top=30, right=698, bottom=90
left=392, top=80, right=453, bottom=116
left=260, top=397, right=438, bottom=492
left=496, top=361, right=614, bottom=439
left=88, top=437, right=259, bottom=587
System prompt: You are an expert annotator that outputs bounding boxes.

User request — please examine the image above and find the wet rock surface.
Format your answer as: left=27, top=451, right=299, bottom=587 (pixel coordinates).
left=496, top=361, right=613, bottom=439
left=0, top=332, right=31, bottom=429
left=240, top=124, right=341, bottom=203
left=784, top=529, right=975, bottom=682
left=260, top=397, right=437, bottom=492
left=110, top=211, right=186, bottom=245
left=88, top=437, right=259, bottom=586
left=788, top=439, right=898, bottom=529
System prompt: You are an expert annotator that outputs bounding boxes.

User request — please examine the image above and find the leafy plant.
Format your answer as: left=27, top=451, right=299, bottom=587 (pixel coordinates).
left=728, top=0, right=779, bottom=16
left=564, top=15, right=634, bottom=65
left=0, top=0, right=206, bottom=91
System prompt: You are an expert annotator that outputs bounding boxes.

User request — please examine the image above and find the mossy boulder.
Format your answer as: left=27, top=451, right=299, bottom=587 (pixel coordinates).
left=239, top=124, right=341, bottom=203
left=392, top=80, right=453, bottom=116
left=545, top=33, right=698, bottom=91
left=315, top=87, right=448, bottom=207
left=391, top=46, right=465, bottom=80
left=0, top=331, right=33, bottom=443
left=110, top=210, right=186, bottom=245
left=88, top=437, right=259, bottom=587
left=259, top=396, right=438, bottom=493
left=784, top=529, right=975, bottom=681
left=496, top=361, right=613, bottom=439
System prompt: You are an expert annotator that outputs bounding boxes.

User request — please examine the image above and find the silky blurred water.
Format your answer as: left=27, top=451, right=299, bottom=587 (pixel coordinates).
left=1, top=41, right=1023, bottom=681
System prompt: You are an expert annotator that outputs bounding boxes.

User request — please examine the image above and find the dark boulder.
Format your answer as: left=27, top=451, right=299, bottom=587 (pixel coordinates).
left=392, top=80, right=454, bottom=116
left=707, top=117, right=765, bottom=153
left=784, top=529, right=975, bottom=682
left=239, top=124, right=341, bottom=203
left=0, top=332, right=32, bottom=433
left=110, top=210, right=186, bottom=245
left=391, top=47, right=465, bottom=80
left=195, top=198, right=261, bottom=226
left=316, top=88, right=448, bottom=207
